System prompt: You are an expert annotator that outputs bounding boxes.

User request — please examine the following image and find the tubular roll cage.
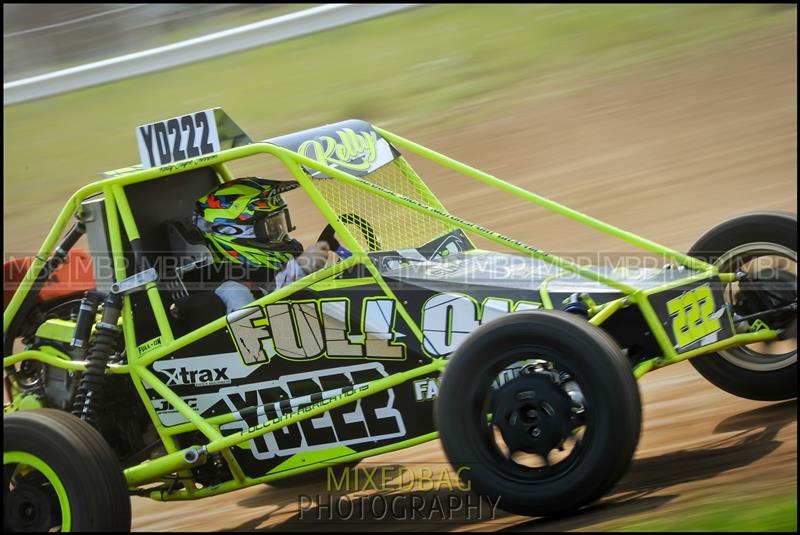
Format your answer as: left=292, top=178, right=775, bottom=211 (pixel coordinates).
left=3, top=127, right=779, bottom=499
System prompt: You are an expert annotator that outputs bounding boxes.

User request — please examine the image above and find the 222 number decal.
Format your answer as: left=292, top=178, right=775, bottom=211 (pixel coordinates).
left=136, top=109, right=220, bottom=168
left=666, top=283, right=722, bottom=348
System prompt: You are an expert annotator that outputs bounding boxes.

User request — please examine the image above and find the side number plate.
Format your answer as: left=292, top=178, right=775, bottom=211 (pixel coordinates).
left=650, top=280, right=734, bottom=353
left=666, top=283, right=722, bottom=348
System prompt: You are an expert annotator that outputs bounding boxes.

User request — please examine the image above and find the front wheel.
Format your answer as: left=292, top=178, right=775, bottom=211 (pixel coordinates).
left=435, top=310, right=641, bottom=517
left=4, top=409, right=131, bottom=532
left=688, top=212, right=797, bottom=401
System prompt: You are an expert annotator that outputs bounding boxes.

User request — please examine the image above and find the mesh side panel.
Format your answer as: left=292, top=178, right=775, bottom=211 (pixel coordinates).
left=393, top=156, right=443, bottom=209
left=313, top=157, right=455, bottom=252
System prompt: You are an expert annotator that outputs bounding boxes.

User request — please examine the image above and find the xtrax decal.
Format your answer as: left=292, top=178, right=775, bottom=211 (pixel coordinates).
left=161, top=366, right=229, bottom=387
left=136, top=109, right=220, bottom=168
left=421, top=293, right=540, bottom=357
left=219, top=363, right=406, bottom=460
left=153, top=353, right=236, bottom=387
left=227, top=297, right=406, bottom=365
left=148, top=353, right=259, bottom=427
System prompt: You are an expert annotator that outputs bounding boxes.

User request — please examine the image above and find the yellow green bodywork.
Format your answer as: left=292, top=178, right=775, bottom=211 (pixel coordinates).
left=3, top=122, right=779, bottom=501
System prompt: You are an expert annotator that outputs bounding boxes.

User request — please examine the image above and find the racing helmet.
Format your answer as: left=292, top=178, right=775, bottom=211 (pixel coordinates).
left=194, top=177, right=303, bottom=269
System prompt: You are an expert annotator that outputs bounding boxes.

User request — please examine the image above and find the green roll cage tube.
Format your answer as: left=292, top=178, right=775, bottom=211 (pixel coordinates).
left=3, top=125, right=779, bottom=500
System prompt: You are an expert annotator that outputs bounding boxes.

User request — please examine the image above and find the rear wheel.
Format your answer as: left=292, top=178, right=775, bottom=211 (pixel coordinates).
left=435, top=310, right=641, bottom=517
left=688, top=212, right=797, bottom=401
left=4, top=409, right=131, bottom=532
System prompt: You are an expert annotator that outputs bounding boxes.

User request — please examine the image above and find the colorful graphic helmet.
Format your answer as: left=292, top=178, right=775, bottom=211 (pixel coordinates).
left=194, top=177, right=303, bottom=269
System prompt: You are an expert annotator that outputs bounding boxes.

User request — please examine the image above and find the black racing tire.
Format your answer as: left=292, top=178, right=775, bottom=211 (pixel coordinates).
left=435, top=310, right=641, bottom=517
left=4, top=409, right=131, bottom=532
left=687, top=212, right=797, bottom=401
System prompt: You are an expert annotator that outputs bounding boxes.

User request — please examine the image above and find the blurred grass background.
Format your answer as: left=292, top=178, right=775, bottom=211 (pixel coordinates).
left=603, top=491, right=797, bottom=532
left=4, top=4, right=795, bottom=251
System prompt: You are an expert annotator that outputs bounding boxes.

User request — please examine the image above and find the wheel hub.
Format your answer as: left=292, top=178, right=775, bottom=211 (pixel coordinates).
left=736, top=267, right=797, bottom=331
left=491, top=373, right=574, bottom=459
left=4, top=477, right=61, bottom=531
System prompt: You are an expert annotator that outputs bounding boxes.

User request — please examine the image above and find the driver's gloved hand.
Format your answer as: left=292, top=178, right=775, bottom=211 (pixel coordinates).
left=214, top=280, right=256, bottom=313
left=275, top=241, right=330, bottom=289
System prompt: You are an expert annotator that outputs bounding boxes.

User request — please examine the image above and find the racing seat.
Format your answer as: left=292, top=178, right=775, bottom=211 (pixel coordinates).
left=120, top=167, right=221, bottom=346
left=162, top=217, right=232, bottom=337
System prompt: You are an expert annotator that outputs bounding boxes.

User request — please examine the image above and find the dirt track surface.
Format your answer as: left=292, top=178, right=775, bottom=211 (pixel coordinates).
left=130, top=365, right=796, bottom=531
left=130, top=27, right=797, bottom=532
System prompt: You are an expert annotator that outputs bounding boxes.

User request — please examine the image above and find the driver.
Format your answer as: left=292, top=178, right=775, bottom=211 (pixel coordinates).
left=191, top=177, right=332, bottom=313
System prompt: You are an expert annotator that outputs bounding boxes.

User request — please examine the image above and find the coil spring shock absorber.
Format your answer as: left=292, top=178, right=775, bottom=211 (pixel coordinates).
left=69, top=267, right=158, bottom=426
left=71, top=292, right=123, bottom=425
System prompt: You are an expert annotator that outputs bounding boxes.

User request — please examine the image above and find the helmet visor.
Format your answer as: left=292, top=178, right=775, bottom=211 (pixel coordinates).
left=255, top=210, right=293, bottom=243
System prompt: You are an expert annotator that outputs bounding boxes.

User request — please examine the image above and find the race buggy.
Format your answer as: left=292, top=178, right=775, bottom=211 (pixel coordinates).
left=3, top=108, right=797, bottom=531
